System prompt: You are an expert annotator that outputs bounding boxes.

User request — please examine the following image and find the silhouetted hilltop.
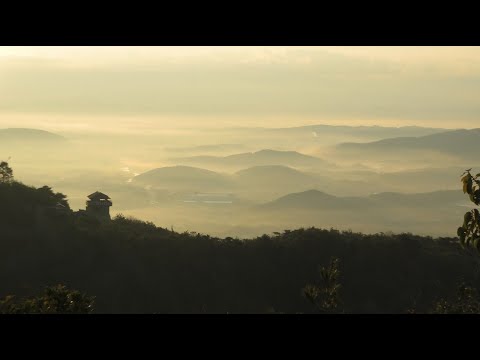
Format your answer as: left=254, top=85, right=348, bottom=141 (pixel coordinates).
left=0, top=181, right=70, bottom=229
left=263, top=189, right=364, bottom=210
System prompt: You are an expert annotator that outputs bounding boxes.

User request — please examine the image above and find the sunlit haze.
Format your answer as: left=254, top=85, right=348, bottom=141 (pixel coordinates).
left=1, top=46, right=480, bottom=131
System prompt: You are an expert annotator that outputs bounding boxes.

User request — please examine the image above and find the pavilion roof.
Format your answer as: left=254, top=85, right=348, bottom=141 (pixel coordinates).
left=87, top=191, right=111, bottom=200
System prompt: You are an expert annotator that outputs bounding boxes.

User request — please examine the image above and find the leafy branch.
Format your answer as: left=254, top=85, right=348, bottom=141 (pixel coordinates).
left=458, top=169, right=480, bottom=252
left=303, top=257, right=343, bottom=313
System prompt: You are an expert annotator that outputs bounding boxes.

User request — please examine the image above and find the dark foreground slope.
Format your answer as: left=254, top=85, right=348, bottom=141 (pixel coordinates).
left=0, top=180, right=478, bottom=314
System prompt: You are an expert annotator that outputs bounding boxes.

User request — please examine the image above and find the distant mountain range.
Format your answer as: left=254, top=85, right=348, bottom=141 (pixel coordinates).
left=0, top=128, right=66, bottom=143
left=337, top=128, right=480, bottom=159
left=264, top=124, right=446, bottom=138
left=133, top=163, right=468, bottom=201
left=171, top=149, right=330, bottom=169
left=262, top=189, right=465, bottom=210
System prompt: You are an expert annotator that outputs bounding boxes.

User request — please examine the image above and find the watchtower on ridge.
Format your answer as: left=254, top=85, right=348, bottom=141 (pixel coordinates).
left=86, top=191, right=112, bottom=221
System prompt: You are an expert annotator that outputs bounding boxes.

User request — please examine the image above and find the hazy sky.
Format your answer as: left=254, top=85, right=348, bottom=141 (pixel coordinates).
left=1, top=46, right=480, bottom=131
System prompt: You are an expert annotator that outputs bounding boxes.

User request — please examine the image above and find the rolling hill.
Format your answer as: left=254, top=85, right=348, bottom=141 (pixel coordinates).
left=132, top=165, right=233, bottom=190
left=262, top=189, right=349, bottom=209
left=0, top=128, right=66, bottom=143
left=262, top=189, right=465, bottom=211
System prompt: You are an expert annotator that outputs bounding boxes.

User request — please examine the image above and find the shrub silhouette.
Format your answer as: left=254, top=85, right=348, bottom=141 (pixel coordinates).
left=0, top=284, right=95, bottom=314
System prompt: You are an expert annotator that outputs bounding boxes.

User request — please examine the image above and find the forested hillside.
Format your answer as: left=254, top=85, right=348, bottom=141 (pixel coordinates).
left=1, top=172, right=479, bottom=314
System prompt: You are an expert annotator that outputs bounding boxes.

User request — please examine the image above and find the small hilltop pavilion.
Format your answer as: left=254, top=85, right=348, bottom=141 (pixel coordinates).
left=86, top=191, right=112, bottom=221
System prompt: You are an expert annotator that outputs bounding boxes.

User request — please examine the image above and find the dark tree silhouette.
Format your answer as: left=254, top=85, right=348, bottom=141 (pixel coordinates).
left=0, top=161, right=13, bottom=183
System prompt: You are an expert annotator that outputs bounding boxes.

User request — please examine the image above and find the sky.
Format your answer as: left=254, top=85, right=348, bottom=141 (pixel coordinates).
left=1, top=46, right=480, bottom=132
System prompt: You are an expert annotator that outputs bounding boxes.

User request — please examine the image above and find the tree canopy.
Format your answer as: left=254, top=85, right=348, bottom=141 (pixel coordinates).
left=458, top=169, right=480, bottom=252
left=0, top=284, right=94, bottom=314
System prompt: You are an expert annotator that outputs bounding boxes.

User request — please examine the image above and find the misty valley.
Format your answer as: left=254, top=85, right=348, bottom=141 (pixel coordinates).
left=2, top=125, right=476, bottom=239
